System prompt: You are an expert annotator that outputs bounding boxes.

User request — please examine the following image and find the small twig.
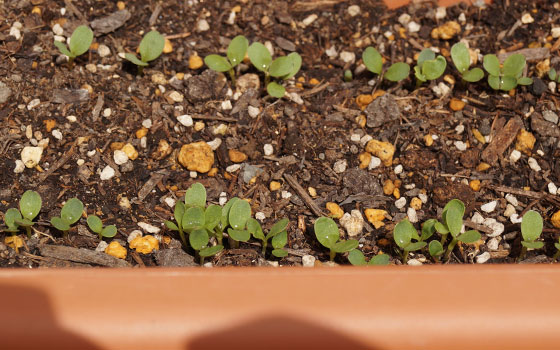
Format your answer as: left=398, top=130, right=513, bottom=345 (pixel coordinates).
left=283, top=173, right=325, bottom=217
left=35, top=140, right=77, bottom=184
left=165, top=32, right=191, bottom=40
left=191, top=114, right=237, bottom=122
left=300, top=81, right=330, bottom=97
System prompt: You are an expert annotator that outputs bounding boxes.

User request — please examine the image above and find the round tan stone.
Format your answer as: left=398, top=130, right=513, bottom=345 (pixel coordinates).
left=228, top=149, right=248, bottom=163
left=178, top=141, right=214, bottom=173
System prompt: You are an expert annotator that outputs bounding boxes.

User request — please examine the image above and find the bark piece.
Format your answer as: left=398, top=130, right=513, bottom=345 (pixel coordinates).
left=482, top=116, right=523, bottom=165
left=531, top=113, right=560, bottom=138
left=51, top=89, right=89, bottom=104
left=498, top=47, right=549, bottom=62
left=91, top=10, right=131, bottom=35
left=365, top=94, right=400, bottom=128
left=155, top=248, right=197, bottom=267
left=39, top=245, right=131, bottom=267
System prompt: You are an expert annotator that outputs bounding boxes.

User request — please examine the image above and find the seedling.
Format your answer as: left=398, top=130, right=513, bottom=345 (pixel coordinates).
left=483, top=53, right=532, bottom=91
left=3, top=208, right=22, bottom=235
left=393, top=219, right=426, bottom=263
left=53, top=25, right=93, bottom=66
left=227, top=199, right=252, bottom=248
left=428, top=241, right=444, bottom=262
left=248, top=42, right=302, bottom=98
left=414, top=48, right=447, bottom=86
left=450, top=43, right=484, bottom=82
left=87, top=215, right=117, bottom=239
left=344, top=69, right=353, bottom=82
left=204, top=35, right=249, bottom=85
left=247, top=218, right=289, bottom=257
left=124, top=30, right=165, bottom=74
left=362, top=46, right=410, bottom=82
left=165, top=182, right=207, bottom=247
left=553, top=236, right=560, bottom=260
left=420, top=219, right=444, bottom=262
left=314, top=216, right=358, bottom=261
left=50, top=198, right=84, bottom=237
left=5, top=190, right=43, bottom=238
left=434, top=199, right=481, bottom=260
left=519, top=210, right=543, bottom=261
left=189, top=228, right=224, bottom=265
left=347, top=249, right=390, bottom=266
left=548, top=68, right=560, bottom=83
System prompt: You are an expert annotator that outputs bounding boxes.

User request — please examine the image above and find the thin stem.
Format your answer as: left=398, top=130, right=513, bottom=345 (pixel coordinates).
left=25, top=226, right=32, bottom=239
left=445, top=238, right=458, bottom=261
left=138, top=65, right=144, bottom=75
left=261, top=240, right=267, bottom=255
left=265, top=73, right=270, bottom=87
left=178, top=228, right=188, bottom=249
left=216, top=230, right=223, bottom=246
left=329, top=249, right=336, bottom=261
left=402, top=249, right=409, bottom=264
left=553, top=250, right=560, bottom=260
left=440, top=233, right=448, bottom=246
left=199, top=255, right=204, bottom=265
left=228, top=68, right=236, bottom=85
left=518, top=246, right=528, bottom=262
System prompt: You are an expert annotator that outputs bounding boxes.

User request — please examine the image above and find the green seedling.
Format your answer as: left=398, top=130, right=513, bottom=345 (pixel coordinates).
left=428, top=241, right=444, bottom=262
left=434, top=199, right=481, bottom=260
left=553, top=236, right=560, bottom=260
left=450, top=42, right=484, bottom=82
left=347, top=249, right=390, bottom=266
left=548, top=68, right=560, bottom=83
left=6, top=190, right=43, bottom=238
left=204, top=35, right=249, bottom=85
left=393, top=219, right=426, bottom=263
left=314, top=217, right=358, bottom=261
left=247, top=218, right=289, bottom=257
left=189, top=228, right=224, bottom=265
left=124, top=30, right=165, bottom=75
left=414, top=48, right=447, bottom=86
left=227, top=199, right=252, bottom=248
left=86, top=215, right=117, bottom=239
left=50, top=198, right=84, bottom=237
left=165, top=182, right=207, bottom=247
left=420, top=218, right=444, bottom=262
left=362, top=46, right=410, bottom=82
left=3, top=208, right=22, bottom=234
left=54, top=25, right=93, bottom=66
left=248, top=42, right=302, bottom=98
left=344, top=69, right=353, bottom=82
left=519, top=210, right=543, bottom=261
left=483, top=53, right=532, bottom=91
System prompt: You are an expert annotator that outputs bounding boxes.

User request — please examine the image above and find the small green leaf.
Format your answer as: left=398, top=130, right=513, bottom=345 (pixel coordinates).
left=229, top=199, right=251, bottom=230
left=483, top=54, right=500, bottom=76
left=457, top=230, right=481, bottom=243
left=521, top=210, right=543, bottom=242
left=221, top=197, right=239, bottom=228
left=272, top=249, right=289, bottom=258
left=283, top=52, right=302, bottom=79
left=554, top=242, right=560, bottom=250
left=124, top=53, right=148, bottom=66
left=87, top=215, right=103, bottom=233
left=423, top=56, right=447, bottom=80
left=393, top=219, right=415, bottom=249
left=50, top=217, right=70, bottom=232
left=182, top=207, right=205, bottom=231
left=405, top=241, right=427, bottom=252
left=4, top=208, right=22, bottom=230
left=332, top=239, right=359, bottom=253
left=185, top=182, right=206, bottom=208
left=139, top=31, right=165, bottom=63
left=488, top=75, right=500, bottom=90
left=20, top=190, right=42, bottom=221
left=101, top=225, right=117, bottom=238
left=269, top=56, right=293, bottom=78
left=421, top=219, right=437, bottom=241
left=428, top=240, right=444, bottom=258
left=227, top=35, right=248, bottom=67
left=54, top=40, right=73, bottom=57
left=204, top=205, right=222, bottom=231
left=204, top=54, right=232, bottom=72
left=189, top=228, right=209, bottom=250
left=344, top=69, right=353, bottom=82
left=451, top=42, right=470, bottom=73
left=443, top=199, right=465, bottom=237
left=517, top=76, right=533, bottom=85
left=174, top=202, right=185, bottom=228
left=348, top=249, right=367, bottom=266
left=15, top=218, right=33, bottom=227
left=248, top=42, right=272, bottom=72
left=462, top=68, right=484, bottom=82
left=414, top=65, right=426, bottom=82
left=271, top=230, right=287, bottom=249
left=314, top=217, right=340, bottom=249
left=503, top=53, right=525, bottom=77
left=60, top=198, right=83, bottom=225
left=385, top=62, right=410, bottom=82
left=521, top=241, right=544, bottom=249
left=417, top=49, right=435, bottom=66
left=548, top=68, right=557, bottom=81
left=200, top=245, right=223, bottom=257
left=247, top=218, right=265, bottom=241
left=362, top=47, right=383, bottom=75
left=69, top=25, right=93, bottom=57
left=228, top=228, right=250, bottom=242
left=266, top=82, right=285, bottom=98
left=269, top=218, right=289, bottom=237
left=500, top=76, right=518, bottom=91
left=165, top=220, right=179, bottom=231
left=368, top=254, right=390, bottom=265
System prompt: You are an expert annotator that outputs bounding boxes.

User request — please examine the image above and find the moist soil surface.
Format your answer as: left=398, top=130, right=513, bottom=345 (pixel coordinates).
left=1, top=0, right=560, bottom=267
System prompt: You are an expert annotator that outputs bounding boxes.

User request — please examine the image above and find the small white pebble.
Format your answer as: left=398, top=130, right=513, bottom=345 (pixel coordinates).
left=52, top=23, right=64, bottom=36
left=360, top=135, right=373, bottom=147
left=99, top=165, right=115, bottom=180
left=138, top=222, right=161, bottom=234
left=13, top=160, right=25, bottom=173
left=302, top=14, right=318, bottom=27
left=481, top=200, right=497, bottom=213
left=418, top=193, right=428, bottom=203
left=103, top=108, right=112, bottom=117
left=528, top=157, right=541, bottom=172
left=407, top=258, right=423, bottom=266
left=206, top=138, right=222, bottom=151
left=350, top=134, right=361, bottom=143
left=552, top=27, right=560, bottom=38
left=263, top=144, right=274, bottom=156
left=248, top=106, right=260, bottom=118
left=510, top=149, right=521, bottom=162
left=196, top=19, right=210, bottom=32
left=458, top=13, right=466, bottom=22
left=486, top=221, right=504, bottom=238
left=27, top=98, right=40, bottom=110
left=395, top=197, right=407, bottom=209
left=226, top=164, right=240, bottom=173
left=255, top=212, right=266, bottom=221
left=9, top=27, right=21, bottom=40
left=548, top=182, right=558, bottom=195
left=407, top=207, right=418, bottom=223
left=281, top=191, right=292, bottom=199
left=394, top=164, right=403, bottom=174
left=510, top=213, right=522, bottom=224
left=407, top=21, right=421, bottom=33
left=368, top=156, right=381, bottom=170
left=503, top=204, right=516, bottom=218
left=537, top=149, right=545, bottom=156
left=333, top=159, right=347, bottom=173
left=471, top=212, right=484, bottom=224
left=476, top=252, right=491, bottom=264
left=76, top=159, right=85, bottom=166
left=168, top=91, right=184, bottom=103
left=455, top=124, right=465, bottom=134
left=325, top=45, right=338, bottom=59
left=177, top=114, right=193, bottom=127
left=221, top=100, right=232, bottom=110
left=404, top=184, right=415, bottom=190
left=398, top=13, right=411, bottom=25
left=213, top=123, right=228, bottom=135
left=505, top=194, right=518, bottom=206
left=219, top=193, right=228, bottom=206
left=521, top=13, right=534, bottom=24
left=340, top=51, right=356, bottom=64
left=487, top=237, right=500, bottom=251
left=454, top=141, right=467, bottom=151
left=347, top=5, right=360, bottom=17
left=164, top=197, right=176, bottom=208
left=203, top=262, right=213, bottom=268
left=66, top=115, right=77, bottom=122
left=140, top=136, right=147, bottom=148
left=435, top=6, right=447, bottom=19
left=60, top=7, right=66, bottom=15
left=51, top=129, right=63, bottom=140
left=127, top=230, right=143, bottom=243
left=96, top=241, right=109, bottom=252
left=98, top=44, right=111, bottom=58
left=383, top=31, right=393, bottom=39
left=189, top=171, right=197, bottom=178
left=87, top=150, right=96, bottom=157
left=142, top=119, right=152, bottom=128
left=302, top=254, right=316, bottom=267
left=113, top=150, right=128, bottom=165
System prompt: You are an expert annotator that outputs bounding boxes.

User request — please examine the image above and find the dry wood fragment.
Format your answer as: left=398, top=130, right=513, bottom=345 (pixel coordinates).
left=284, top=174, right=325, bottom=217
left=39, top=245, right=131, bottom=267
left=497, top=47, right=550, bottom=62
left=481, top=116, right=522, bottom=165
left=137, top=171, right=168, bottom=201
left=35, top=141, right=77, bottom=184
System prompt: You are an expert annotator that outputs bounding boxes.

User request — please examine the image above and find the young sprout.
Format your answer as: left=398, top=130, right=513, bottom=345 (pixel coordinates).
left=450, top=42, right=484, bottom=82
left=3, top=208, right=22, bottom=235
left=204, top=35, right=249, bottom=85
left=124, top=31, right=165, bottom=75
left=247, top=218, right=289, bottom=256
left=53, top=25, right=93, bottom=67
left=227, top=199, right=252, bottom=248
left=248, top=42, right=302, bottom=98
left=548, top=68, right=560, bottom=84
left=362, top=46, right=410, bottom=82
left=344, top=69, right=353, bottom=82
left=314, top=217, right=358, bottom=261
left=189, top=228, right=224, bottom=265
left=519, top=210, right=543, bottom=261
left=393, top=219, right=426, bottom=263
left=165, top=182, right=207, bottom=247
left=347, top=249, right=390, bottom=266
left=50, top=198, right=84, bottom=237
left=414, top=48, right=447, bottom=86
left=428, top=241, right=444, bottom=262
left=434, top=199, right=481, bottom=260
left=483, top=53, right=532, bottom=91
left=8, top=190, right=43, bottom=238
left=86, top=215, right=117, bottom=240
left=419, top=218, right=444, bottom=262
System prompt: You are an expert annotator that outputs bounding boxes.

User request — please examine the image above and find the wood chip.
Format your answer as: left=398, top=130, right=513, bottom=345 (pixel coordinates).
left=497, top=47, right=549, bottom=62
left=90, top=10, right=131, bottom=35
left=39, top=245, right=131, bottom=267
left=481, top=116, right=522, bottom=165
left=284, top=173, right=325, bottom=217
left=137, top=171, right=167, bottom=201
